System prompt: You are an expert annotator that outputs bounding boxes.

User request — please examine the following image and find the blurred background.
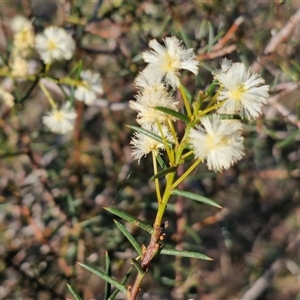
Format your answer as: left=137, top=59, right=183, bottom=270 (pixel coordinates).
left=0, top=1, right=299, bottom=299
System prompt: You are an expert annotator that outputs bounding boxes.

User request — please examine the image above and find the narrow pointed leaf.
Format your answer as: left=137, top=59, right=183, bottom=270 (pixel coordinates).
left=208, top=21, right=215, bottom=52
left=77, top=262, right=127, bottom=293
left=171, top=189, right=222, bottom=208
left=131, top=258, right=144, bottom=274
left=205, top=81, right=218, bottom=97
left=57, top=83, right=71, bottom=100
left=108, top=267, right=131, bottom=300
left=179, top=26, right=191, bottom=48
left=275, top=129, right=300, bottom=148
left=127, top=125, right=174, bottom=147
left=150, top=166, right=177, bottom=181
left=180, top=84, right=193, bottom=104
left=154, top=106, right=190, bottom=123
left=67, top=195, right=77, bottom=220
left=160, top=248, right=212, bottom=261
left=104, top=207, right=153, bottom=234
left=68, top=60, right=82, bottom=77
left=198, top=19, right=208, bottom=39
left=181, top=151, right=195, bottom=162
left=114, top=220, right=142, bottom=255
left=184, top=224, right=202, bottom=244
left=80, top=215, right=102, bottom=228
left=104, top=252, right=111, bottom=300
left=156, top=154, right=167, bottom=169
left=67, top=283, right=82, bottom=300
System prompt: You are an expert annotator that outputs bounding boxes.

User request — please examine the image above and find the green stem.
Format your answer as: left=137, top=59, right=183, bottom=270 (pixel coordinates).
left=181, top=150, right=194, bottom=160
left=156, top=120, right=172, bottom=165
left=198, top=102, right=223, bottom=117
left=171, top=158, right=201, bottom=190
left=39, top=82, right=57, bottom=109
left=179, top=84, right=192, bottom=118
left=206, top=87, right=220, bottom=108
left=149, top=170, right=176, bottom=239
left=45, top=63, right=51, bottom=74
left=167, top=118, right=178, bottom=146
left=128, top=177, right=173, bottom=298
left=174, top=122, right=193, bottom=165
left=128, top=82, right=201, bottom=298
left=152, top=152, right=161, bottom=204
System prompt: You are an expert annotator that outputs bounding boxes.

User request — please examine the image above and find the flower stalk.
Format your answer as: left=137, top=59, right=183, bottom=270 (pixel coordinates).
left=127, top=37, right=269, bottom=298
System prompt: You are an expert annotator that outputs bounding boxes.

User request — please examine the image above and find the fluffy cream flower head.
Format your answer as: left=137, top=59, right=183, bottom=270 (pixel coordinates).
left=11, top=15, right=35, bottom=54
left=42, top=103, right=77, bottom=134
left=214, top=59, right=269, bottom=119
left=130, top=71, right=178, bottom=125
left=142, top=36, right=199, bottom=89
left=0, top=89, right=14, bottom=108
left=10, top=15, right=32, bottom=33
left=130, top=123, right=174, bottom=164
left=189, top=114, right=245, bottom=172
left=11, top=57, right=28, bottom=78
left=75, top=70, right=103, bottom=105
left=35, top=26, right=75, bottom=64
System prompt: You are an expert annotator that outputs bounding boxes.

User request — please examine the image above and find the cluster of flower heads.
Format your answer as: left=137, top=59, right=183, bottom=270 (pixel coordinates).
left=0, top=15, right=35, bottom=107
left=130, top=37, right=269, bottom=172
left=42, top=70, right=104, bottom=134
left=1, top=15, right=104, bottom=134
left=188, top=58, right=269, bottom=171
left=130, top=36, right=199, bottom=163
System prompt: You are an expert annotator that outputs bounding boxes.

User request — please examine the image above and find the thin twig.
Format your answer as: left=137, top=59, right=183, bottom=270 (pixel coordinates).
left=196, top=16, right=244, bottom=61
left=241, top=259, right=283, bottom=300
left=196, top=44, right=237, bottom=61
left=268, top=82, right=300, bottom=128
left=212, top=16, right=245, bottom=52
left=251, top=8, right=300, bottom=73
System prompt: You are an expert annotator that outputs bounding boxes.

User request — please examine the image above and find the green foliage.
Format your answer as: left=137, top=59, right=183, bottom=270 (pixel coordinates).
left=67, top=284, right=82, bottom=300
left=154, top=106, right=190, bottom=123
left=160, top=248, right=212, bottom=261
left=77, top=262, right=127, bottom=293
left=171, top=189, right=222, bottom=208
left=127, top=125, right=175, bottom=148
left=114, top=220, right=142, bottom=255
left=104, top=207, right=153, bottom=234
